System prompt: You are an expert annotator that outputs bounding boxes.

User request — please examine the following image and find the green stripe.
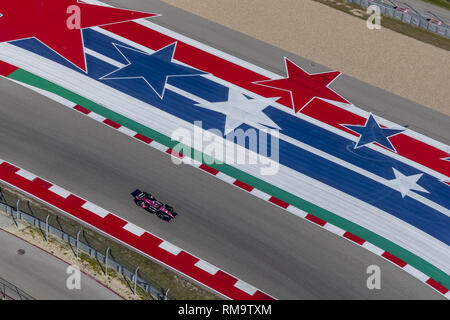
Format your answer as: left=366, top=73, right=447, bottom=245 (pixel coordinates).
left=9, top=68, right=450, bottom=288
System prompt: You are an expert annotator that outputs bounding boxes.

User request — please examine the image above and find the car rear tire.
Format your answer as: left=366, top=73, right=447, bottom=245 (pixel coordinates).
left=157, top=211, right=170, bottom=221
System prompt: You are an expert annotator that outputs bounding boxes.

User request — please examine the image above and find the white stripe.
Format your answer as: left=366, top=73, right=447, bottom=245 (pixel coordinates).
left=362, top=242, right=384, bottom=256
left=123, top=222, right=146, bottom=237
left=150, top=141, right=169, bottom=152
left=48, top=185, right=71, bottom=198
left=181, top=156, right=202, bottom=167
left=81, top=202, right=109, bottom=218
left=158, top=241, right=182, bottom=255
left=215, top=172, right=237, bottom=184
left=85, top=48, right=123, bottom=67
left=285, top=205, right=308, bottom=219
left=117, top=126, right=137, bottom=137
left=16, top=169, right=37, bottom=181
left=2, top=43, right=448, bottom=274
left=250, top=189, right=271, bottom=201
left=234, top=280, right=257, bottom=295
left=324, top=223, right=346, bottom=236
left=195, top=260, right=220, bottom=275
left=80, top=0, right=112, bottom=6
left=87, top=112, right=106, bottom=122
left=403, top=265, right=429, bottom=282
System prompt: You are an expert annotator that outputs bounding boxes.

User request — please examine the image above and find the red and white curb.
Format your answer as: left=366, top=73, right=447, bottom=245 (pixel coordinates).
left=0, top=160, right=274, bottom=300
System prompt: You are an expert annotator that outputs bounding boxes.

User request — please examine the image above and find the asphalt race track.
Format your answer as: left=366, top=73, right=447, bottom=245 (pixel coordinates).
left=0, top=0, right=446, bottom=299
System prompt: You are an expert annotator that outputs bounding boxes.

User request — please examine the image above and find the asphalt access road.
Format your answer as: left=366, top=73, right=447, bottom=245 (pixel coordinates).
left=0, top=227, right=122, bottom=300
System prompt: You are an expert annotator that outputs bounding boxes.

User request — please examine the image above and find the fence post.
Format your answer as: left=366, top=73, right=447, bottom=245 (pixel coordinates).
left=16, top=199, right=20, bottom=220
left=76, top=230, right=82, bottom=259
left=134, top=266, right=139, bottom=295
left=105, top=247, right=110, bottom=276
left=9, top=200, right=18, bottom=228
left=45, top=215, right=50, bottom=242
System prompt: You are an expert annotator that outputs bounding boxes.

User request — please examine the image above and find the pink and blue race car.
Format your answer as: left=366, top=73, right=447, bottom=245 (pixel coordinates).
left=131, top=189, right=178, bottom=222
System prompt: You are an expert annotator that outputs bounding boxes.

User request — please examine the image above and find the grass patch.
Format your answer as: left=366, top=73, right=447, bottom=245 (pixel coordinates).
left=0, top=183, right=221, bottom=300
left=312, top=0, right=450, bottom=51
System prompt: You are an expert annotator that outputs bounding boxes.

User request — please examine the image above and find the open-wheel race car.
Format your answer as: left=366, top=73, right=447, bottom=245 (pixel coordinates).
left=131, top=189, right=178, bottom=222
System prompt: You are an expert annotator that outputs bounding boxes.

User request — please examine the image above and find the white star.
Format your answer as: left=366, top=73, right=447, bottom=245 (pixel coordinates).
left=388, top=168, right=429, bottom=198
left=195, top=90, right=280, bottom=134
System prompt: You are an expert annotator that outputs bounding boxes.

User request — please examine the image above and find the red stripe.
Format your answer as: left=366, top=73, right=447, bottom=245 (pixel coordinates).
left=73, top=105, right=91, bottom=115
left=426, top=278, right=449, bottom=295
left=199, top=164, right=219, bottom=175
left=0, top=162, right=18, bottom=171
left=343, top=232, right=366, bottom=245
left=305, top=214, right=326, bottom=226
left=0, top=60, right=18, bottom=77
left=103, top=119, right=121, bottom=129
left=268, top=196, right=289, bottom=209
left=33, top=178, right=52, bottom=189
left=134, top=133, right=153, bottom=144
left=233, top=180, right=254, bottom=192
left=381, top=251, right=407, bottom=267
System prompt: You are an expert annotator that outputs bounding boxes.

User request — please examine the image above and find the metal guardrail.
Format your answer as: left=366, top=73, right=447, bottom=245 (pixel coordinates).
left=0, top=201, right=171, bottom=300
left=347, top=0, right=450, bottom=38
left=0, top=276, right=35, bottom=300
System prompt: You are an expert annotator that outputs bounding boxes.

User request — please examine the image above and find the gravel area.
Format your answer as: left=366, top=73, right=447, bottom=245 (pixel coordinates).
left=163, top=0, right=450, bottom=115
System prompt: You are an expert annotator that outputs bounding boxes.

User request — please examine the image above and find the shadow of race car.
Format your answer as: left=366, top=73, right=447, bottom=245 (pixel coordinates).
left=131, top=189, right=178, bottom=222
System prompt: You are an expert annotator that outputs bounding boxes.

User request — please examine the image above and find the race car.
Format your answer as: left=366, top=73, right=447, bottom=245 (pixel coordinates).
left=427, top=18, right=442, bottom=26
left=394, top=6, right=408, bottom=13
left=131, top=189, right=178, bottom=222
